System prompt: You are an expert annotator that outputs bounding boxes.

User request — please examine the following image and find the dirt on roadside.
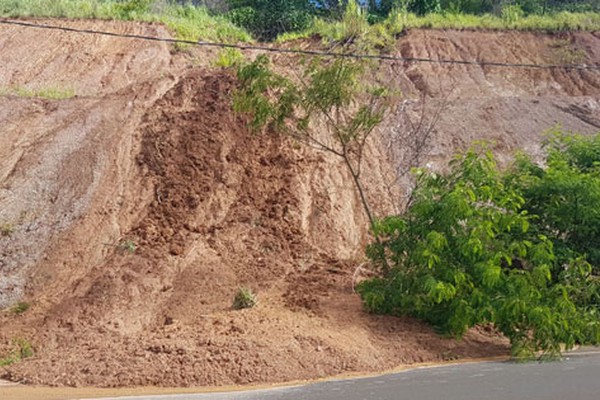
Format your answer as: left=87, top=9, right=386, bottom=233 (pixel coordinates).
left=0, top=19, right=599, bottom=388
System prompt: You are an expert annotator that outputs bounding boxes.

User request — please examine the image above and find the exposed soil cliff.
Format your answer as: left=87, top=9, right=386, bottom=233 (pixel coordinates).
left=0, top=20, right=599, bottom=387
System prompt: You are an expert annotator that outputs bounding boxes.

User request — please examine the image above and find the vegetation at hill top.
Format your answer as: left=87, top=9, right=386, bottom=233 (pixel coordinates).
left=0, top=0, right=598, bottom=44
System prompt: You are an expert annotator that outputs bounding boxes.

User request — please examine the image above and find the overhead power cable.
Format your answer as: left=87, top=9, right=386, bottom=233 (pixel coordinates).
left=1, top=18, right=599, bottom=71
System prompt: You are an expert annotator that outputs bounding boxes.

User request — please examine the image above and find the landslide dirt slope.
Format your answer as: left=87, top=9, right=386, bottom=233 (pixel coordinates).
left=0, top=20, right=599, bottom=387
left=380, top=30, right=600, bottom=174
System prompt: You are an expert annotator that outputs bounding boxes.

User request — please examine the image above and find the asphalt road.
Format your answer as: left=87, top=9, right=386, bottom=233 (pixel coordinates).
left=88, top=350, right=600, bottom=400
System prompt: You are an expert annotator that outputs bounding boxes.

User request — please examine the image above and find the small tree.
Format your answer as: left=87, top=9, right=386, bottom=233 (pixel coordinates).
left=510, top=130, right=600, bottom=276
left=358, top=144, right=600, bottom=359
left=227, top=0, right=314, bottom=40
left=234, top=54, right=394, bottom=239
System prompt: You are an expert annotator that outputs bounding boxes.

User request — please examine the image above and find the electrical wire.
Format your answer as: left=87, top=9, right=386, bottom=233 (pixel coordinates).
left=1, top=18, right=599, bottom=70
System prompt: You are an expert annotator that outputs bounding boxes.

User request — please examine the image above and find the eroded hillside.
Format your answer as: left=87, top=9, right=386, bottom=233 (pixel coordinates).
left=0, top=20, right=599, bottom=387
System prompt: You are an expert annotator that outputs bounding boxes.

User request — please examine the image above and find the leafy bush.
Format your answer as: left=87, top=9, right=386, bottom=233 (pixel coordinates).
left=510, top=130, right=600, bottom=275
left=282, top=0, right=402, bottom=52
left=10, top=302, right=30, bottom=315
left=358, top=139, right=600, bottom=359
left=235, top=53, right=394, bottom=232
left=114, top=0, right=152, bottom=20
left=0, top=338, right=34, bottom=367
left=0, top=222, right=14, bottom=237
left=410, top=0, right=442, bottom=15
left=232, top=287, right=257, bottom=310
left=227, top=0, right=313, bottom=40
left=502, top=4, right=525, bottom=24
left=212, top=47, right=245, bottom=68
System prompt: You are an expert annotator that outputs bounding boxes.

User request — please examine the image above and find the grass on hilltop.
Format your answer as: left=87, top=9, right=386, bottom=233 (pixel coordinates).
left=0, top=0, right=252, bottom=43
left=0, top=0, right=597, bottom=50
left=278, top=9, right=600, bottom=45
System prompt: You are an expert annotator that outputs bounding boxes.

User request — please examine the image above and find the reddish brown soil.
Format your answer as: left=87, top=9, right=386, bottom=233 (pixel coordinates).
left=0, top=20, right=599, bottom=388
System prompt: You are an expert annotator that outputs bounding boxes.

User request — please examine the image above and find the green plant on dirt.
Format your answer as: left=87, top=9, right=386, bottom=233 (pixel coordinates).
left=12, top=86, right=76, bottom=100
left=509, top=129, right=600, bottom=277
left=0, top=222, right=14, bottom=237
left=0, top=0, right=252, bottom=44
left=114, top=0, right=152, bottom=20
left=232, top=287, right=257, bottom=310
left=0, top=85, right=75, bottom=100
left=234, top=53, right=395, bottom=237
left=281, top=0, right=403, bottom=52
left=212, top=47, right=245, bottom=68
left=10, top=302, right=30, bottom=315
left=118, top=239, right=137, bottom=254
left=0, top=338, right=34, bottom=367
left=357, top=139, right=600, bottom=360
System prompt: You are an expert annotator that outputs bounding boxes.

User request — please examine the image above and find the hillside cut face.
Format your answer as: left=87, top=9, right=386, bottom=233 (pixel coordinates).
left=0, top=21, right=599, bottom=387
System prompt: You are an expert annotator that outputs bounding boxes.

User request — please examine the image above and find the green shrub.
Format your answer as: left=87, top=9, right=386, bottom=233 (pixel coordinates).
left=358, top=139, right=600, bottom=359
left=232, top=287, right=257, bottom=310
left=501, top=4, right=525, bottom=25
left=510, top=130, right=600, bottom=275
left=287, top=0, right=400, bottom=52
left=118, top=239, right=137, bottom=253
left=114, top=0, right=152, bottom=20
left=0, top=222, right=14, bottom=237
left=227, top=0, right=313, bottom=40
left=10, top=302, right=30, bottom=315
left=410, top=0, right=442, bottom=16
left=0, top=338, right=34, bottom=367
left=212, top=47, right=245, bottom=68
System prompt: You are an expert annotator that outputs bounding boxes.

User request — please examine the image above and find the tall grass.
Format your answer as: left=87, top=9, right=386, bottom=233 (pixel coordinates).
left=0, top=0, right=597, bottom=46
left=279, top=10, right=600, bottom=45
left=403, top=11, right=600, bottom=31
left=277, top=0, right=404, bottom=53
left=0, top=0, right=252, bottom=43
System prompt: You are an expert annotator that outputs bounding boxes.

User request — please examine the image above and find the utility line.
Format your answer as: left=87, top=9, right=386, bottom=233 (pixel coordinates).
left=1, top=18, right=599, bottom=71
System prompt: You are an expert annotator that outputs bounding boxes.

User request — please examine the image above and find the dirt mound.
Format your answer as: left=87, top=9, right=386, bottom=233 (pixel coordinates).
left=1, top=20, right=599, bottom=388
left=0, top=67, right=505, bottom=388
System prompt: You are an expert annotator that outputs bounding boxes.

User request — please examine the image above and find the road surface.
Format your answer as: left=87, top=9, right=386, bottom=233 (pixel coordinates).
left=87, top=350, right=600, bottom=400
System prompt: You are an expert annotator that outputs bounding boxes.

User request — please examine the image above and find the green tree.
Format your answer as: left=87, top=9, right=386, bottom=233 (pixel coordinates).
left=410, top=0, right=442, bottom=14
left=227, top=0, right=314, bottom=40
left=358, top=143, right=600, bottom=359
left=510, top=130, right=600, bottom=276
left=234, top=53, right=394, bottom=243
